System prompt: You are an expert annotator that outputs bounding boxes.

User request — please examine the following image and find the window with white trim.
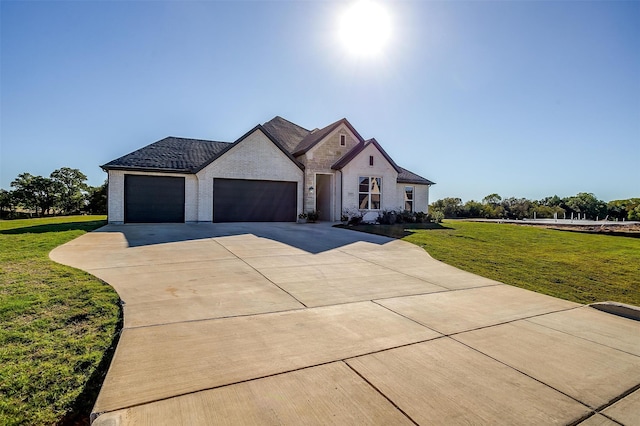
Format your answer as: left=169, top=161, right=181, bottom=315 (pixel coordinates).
left=340, top=134, right=346, bottom=146
left=404, top=186, right=414, bottom=212
left=359, top=176, right=381, bottom=210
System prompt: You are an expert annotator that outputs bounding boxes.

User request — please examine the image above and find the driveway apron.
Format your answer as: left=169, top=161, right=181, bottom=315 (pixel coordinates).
left=50, top=223, right=640, bottom=425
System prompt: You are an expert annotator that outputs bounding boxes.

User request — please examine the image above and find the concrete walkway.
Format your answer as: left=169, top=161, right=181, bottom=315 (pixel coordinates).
left=50, top=223, right=640, bottom=425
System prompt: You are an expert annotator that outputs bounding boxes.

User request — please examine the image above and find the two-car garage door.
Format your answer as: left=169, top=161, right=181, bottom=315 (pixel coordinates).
left=123, top=175, right=296, bottom=223
left=213, top=178, right=296, bottom=222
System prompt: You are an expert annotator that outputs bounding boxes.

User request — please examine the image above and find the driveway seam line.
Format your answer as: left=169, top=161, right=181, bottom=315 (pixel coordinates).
left=448, top=334, right=598, bottom=411
left=234, top=257, right=308, bottom=309
left=440, top=306, right=585, bottom=337
left=335, top=247, right=498, bottom=289
left=342, top=361, right=419, bottom=426
left=522, top=315, right=640, bottom=358
left=211, top=237, right=309, bottom=308
left=93, top=336, right=443, bottom=416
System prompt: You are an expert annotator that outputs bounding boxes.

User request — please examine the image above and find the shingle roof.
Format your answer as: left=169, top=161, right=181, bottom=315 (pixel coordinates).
left=101, top=137, right=231, bottom=173
left=262, top=116, right=310, bottom=154
left=398, top=167, right=435, bottom=185
left=292, top=118, right=365, bottom=156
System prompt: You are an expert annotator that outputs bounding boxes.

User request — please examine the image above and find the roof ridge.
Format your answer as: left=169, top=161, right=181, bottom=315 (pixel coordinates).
left=165, top=136, right=230, bottom=144
left=269, top=116, right=310, bottom=132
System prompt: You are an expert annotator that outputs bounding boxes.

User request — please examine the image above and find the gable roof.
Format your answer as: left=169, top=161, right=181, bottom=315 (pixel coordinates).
left=292, top=118, right=365, bottom=156
left=332, top=139, right=434, bottom=185
left=101, top=137, right=230, bottom=173
left=331, top=138, right=402, bottom=173
left=195, top=125, right=304, bottom=172
left=262, top=116, right=310, bottom=153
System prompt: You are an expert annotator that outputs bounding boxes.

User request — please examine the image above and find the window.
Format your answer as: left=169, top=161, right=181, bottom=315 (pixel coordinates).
left=404, top=186, right=414, bottom=212
left=340, top=134, right=346, bottom=146
left=369, top=155, right=374, bottom=166
left=359, top=176, right=381, bottom=210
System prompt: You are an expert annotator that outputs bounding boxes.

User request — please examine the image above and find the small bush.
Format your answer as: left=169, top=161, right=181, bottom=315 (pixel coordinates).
left=431, top=210, right=445, bottom=223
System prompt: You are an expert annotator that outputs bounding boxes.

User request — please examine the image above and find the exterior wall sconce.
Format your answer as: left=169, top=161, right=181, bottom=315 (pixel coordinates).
left=309, top=186, right=314, bottom=194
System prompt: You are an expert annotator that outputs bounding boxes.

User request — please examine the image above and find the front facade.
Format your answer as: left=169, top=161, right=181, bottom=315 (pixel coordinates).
left=102, top=117, right=434, bottom=224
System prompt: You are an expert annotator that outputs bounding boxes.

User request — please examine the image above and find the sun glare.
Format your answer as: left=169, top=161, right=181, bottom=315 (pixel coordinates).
left=339, top=0, right=392, bottom=58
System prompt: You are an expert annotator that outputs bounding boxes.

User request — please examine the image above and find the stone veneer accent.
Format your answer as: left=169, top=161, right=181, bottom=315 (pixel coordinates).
left=298, top=125, right=360, bottom=220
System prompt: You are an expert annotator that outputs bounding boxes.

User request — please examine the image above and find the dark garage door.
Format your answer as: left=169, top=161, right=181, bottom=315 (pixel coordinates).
left=125, top=175, right=185, bottom=223
left=213, top=178, right=296, bottom=222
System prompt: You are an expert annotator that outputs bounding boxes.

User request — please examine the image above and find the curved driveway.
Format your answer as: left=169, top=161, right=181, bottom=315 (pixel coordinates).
left=50, top=223, right=640, bottom=425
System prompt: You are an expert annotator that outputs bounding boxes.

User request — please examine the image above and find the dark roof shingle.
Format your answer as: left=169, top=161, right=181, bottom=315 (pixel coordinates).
left=101, top=137, right=230, bottom=172
left=292, top=118, right=365, bottom=156
left=262, top=116, right=310, bottom=153
left=398, top=167, right=435, bottom=185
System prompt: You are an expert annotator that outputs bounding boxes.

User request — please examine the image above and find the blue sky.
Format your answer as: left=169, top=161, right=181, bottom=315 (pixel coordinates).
left=2, top=0, right=638, bottom=202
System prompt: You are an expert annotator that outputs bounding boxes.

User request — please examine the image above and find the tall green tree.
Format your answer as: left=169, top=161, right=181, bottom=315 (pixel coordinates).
left=50, top=167, right=88, bottom=214
left=0, top=189, right=15, bottom=218
left=10, top=173, right=58, bottom=217
left=565, top=192, right=607, bottom=219
left=431, top=197, right=463, bottom=218
left=86, top=181, right=107, bottom=214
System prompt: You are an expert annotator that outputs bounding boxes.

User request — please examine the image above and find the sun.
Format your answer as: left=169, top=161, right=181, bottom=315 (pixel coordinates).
left=338, top=0, right=392, bottom=58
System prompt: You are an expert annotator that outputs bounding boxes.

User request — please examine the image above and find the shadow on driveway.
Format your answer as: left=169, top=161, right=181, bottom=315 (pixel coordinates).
left=99, top=222, right=395, bottom=254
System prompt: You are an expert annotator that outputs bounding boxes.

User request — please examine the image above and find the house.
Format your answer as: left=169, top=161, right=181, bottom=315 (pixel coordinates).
left=102, top=116, right=434, bottom=224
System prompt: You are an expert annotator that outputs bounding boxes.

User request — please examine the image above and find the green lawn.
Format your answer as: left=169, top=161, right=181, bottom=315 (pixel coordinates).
left=0, top=216, right=121, bottom=425
left=351, top=220, right=640, bottom=306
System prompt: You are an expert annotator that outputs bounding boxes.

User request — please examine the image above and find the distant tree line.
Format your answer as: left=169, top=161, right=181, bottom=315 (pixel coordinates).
left=0, top=167, right=107, bottom=219
left=430, top=192, right=640, bottom=221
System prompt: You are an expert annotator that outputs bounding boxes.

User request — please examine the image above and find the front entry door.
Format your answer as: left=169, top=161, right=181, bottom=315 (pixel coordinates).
left=315, top=174, right=332, bottom=221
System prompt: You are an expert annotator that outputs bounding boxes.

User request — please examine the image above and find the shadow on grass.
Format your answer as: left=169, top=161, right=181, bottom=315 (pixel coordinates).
left=0, top=221, right=107, bottom=235
left=335, top=222, right=451, bottom=239
left=58, top=298, right=124, bottom=426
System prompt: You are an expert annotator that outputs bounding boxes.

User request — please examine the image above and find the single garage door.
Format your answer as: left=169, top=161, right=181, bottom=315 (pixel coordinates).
left=125, top=175, right=185, bottom=223
left=213, top=178, right=296, bottom=222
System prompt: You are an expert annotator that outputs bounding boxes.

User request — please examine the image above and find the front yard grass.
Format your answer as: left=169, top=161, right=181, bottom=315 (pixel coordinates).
left=350, top=220, right=640, bottom=306
left=0, top=216, right=121, bottom=425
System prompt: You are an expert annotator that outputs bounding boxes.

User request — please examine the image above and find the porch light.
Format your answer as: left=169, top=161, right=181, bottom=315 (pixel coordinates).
left=309, top=186, right=314, bottom=194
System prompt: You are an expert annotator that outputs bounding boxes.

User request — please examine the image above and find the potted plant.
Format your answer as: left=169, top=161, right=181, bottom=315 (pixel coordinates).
left=306, top=210, right=319, bottom=223
left=297, top=212, right=308, bottom=224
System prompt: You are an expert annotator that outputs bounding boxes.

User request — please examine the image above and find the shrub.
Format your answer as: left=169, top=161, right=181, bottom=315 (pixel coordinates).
left=431, top=210, right=445, bottom=223
left=377, top=209, right=398, bottom=225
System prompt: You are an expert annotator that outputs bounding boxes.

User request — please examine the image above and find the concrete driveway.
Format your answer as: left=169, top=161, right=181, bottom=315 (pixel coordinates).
left=50, top=223, right=640, bottom=425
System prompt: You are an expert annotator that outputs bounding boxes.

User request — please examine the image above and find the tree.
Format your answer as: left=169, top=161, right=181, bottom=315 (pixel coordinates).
left=462, top=200, right=484, bottom=218
left=565, top=192, right=607, bottom=220
left=10, top=173, right=58, bottom=217
left=86, top=181, right=107, bottom=214
left=11, top=173, right=39, bottom=216
left=430, top=197, right=463, bottom=218
left=501, top=197, right=532, bottom=220
left=51, top=167, right=88, bottom=214
left=482, top=193, right=502, bottom=206
left=607, top=198, right=640, bottom=221
left=0, top=189, right=15, bottom=218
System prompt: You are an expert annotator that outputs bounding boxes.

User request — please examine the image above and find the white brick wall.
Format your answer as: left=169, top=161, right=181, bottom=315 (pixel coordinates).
left=340, top=143, right=399, bottom=221
left=396, top=183, right=431, bottom=214
left=196, top=128, right=304, bottom=222
left=107, top=170, right=197, bottom=224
